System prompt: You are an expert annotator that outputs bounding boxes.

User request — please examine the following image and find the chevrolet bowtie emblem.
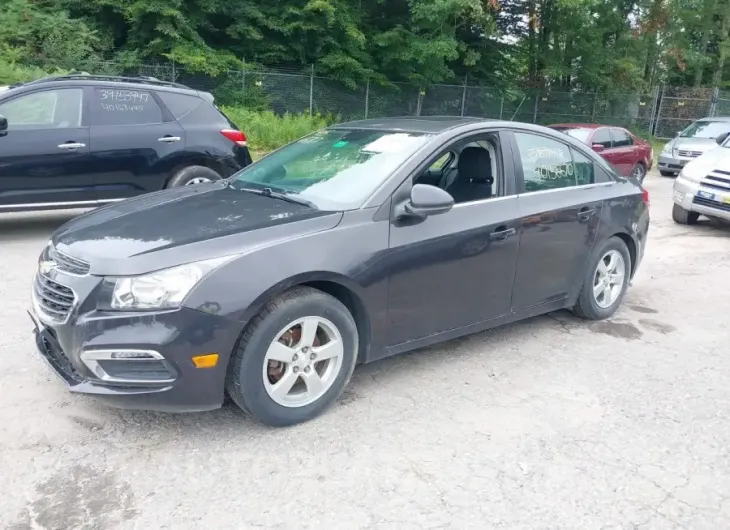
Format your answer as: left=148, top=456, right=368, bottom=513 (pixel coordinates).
left=39, top=260, right=56, bottom=274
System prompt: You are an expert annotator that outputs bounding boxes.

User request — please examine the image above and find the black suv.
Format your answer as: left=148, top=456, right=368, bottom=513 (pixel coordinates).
left=0, top=75, right=252, bottom=212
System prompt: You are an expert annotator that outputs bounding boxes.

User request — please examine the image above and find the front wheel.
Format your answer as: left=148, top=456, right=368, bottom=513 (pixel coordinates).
left=572, top=237, right=632, bottom=320
left=226, top=287, right=358, bottom=426
left=672, top=204, right=700, bottom=225
left=166, top=165, right=222, bottom=188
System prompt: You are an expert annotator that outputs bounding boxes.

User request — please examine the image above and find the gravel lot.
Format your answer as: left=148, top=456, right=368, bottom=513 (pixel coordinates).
left=1, top=171, right=729, bottom=530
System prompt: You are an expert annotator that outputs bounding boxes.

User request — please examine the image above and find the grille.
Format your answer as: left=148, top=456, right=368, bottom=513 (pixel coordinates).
left=692, top=196, right=730, bottom=213
left=49, top=248, right=90, bottom=275
left=678, top=150, right=702, bottom=158
left=33, top=273, right=76, bottom=323
left=702, top=172, right=730, bottom=192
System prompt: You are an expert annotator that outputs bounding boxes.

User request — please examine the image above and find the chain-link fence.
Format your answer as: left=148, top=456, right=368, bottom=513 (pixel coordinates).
left=89, top=61, right=728, bottom=138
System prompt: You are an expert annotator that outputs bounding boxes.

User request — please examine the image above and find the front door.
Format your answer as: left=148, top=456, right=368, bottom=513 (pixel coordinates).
left=385, top=132, right=521, bottom=347
left=0, top=87, right=95, bottom=209
left=508, top=131, right=606, bottom=311
left=88, top=86, right=186, bottom=200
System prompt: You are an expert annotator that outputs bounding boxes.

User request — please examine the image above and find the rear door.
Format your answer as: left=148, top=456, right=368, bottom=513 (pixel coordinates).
left=609, top=128, right=636, bottom=175
left=509, top=131, right=609, bottom=311
left=0, top=86, right=94, bottom=209
left=88, top=86, right=186, bottom=200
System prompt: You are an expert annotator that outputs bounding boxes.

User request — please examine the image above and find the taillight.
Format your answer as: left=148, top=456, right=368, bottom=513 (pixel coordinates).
left=221, top=129, right=247, bottom=147
left=642, top=189, right=650, bottom=205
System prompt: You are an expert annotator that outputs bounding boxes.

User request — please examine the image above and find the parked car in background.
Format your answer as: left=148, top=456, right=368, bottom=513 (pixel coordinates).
left=0, top=74, right=252, bottom=213
left=658, top=117, right=730, bottom=177
left=30, top=117, right=649, bottom=426
left=548, top=124, right=653, bottom=183
left=671, top=130, right=730, bottom=224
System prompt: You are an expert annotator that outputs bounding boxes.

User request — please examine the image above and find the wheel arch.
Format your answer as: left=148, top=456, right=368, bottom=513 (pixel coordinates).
left=164, top=156, right=228, bottom=188
left=239, top=272, right=372, bottom=365
left=610, top=231, right=638, bottom=278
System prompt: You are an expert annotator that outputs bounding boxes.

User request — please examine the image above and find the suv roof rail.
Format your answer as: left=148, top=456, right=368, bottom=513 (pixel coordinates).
left=24, top=74, right=191, bottom=90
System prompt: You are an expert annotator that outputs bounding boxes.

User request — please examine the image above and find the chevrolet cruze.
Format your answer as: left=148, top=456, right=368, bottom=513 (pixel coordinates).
left=30, top=118, right=650, bottom=426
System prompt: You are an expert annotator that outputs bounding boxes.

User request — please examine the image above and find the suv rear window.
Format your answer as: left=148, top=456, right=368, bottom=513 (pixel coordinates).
left=92, top=88, right=162, bottom=126
left=158, top=91, right=202, bottom=120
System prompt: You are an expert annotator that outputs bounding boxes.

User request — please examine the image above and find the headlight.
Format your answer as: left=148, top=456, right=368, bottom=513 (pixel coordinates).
left=662, top=142, right=671, bottom=153
left=109, top=256, right=236, bottom=310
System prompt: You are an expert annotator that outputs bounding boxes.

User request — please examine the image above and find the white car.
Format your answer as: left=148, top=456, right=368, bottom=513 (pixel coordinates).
left=672, top=131, right=730, bottom=224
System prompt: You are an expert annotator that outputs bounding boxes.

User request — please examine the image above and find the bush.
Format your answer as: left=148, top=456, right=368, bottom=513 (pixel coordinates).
left=220, top=107, right=337, bottom=152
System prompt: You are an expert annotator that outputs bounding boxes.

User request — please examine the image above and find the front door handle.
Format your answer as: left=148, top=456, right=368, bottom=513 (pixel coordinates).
left=578, top=207, right=595, bottom=220
left=58, top=142, right=86, bottom=150
left=158, top=136, right=181, bottom=143
left=490, top=226, right=517, bottom=241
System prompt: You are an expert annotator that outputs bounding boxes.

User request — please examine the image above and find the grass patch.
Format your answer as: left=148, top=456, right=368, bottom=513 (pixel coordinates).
left=220, top=107, right=337, bottom=153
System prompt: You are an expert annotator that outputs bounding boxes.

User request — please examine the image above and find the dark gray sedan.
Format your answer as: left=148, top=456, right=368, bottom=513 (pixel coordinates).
left=30, top=117, right=650, bottom=426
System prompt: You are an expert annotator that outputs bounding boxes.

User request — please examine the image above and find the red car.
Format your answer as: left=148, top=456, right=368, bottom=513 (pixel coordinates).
left=549, top=123, right=653, bottom=183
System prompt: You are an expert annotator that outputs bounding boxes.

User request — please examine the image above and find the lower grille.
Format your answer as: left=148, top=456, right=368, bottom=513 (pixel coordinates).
left=693, top=196, right=730, bottom=212
left=33, top=273, right=76, bottom=324
left=35, top=328, right=83, bottom=382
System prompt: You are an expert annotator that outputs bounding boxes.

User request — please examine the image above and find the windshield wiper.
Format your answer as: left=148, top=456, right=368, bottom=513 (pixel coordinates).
left=234, top=185, right=317, bottom=209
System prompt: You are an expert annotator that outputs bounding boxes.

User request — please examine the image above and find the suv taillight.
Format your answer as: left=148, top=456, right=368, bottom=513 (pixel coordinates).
left=221, top=129, right=247, bottom=147
left=642, top=189, right=650, bottom=205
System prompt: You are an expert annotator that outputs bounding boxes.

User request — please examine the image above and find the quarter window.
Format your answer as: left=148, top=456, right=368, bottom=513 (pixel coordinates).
left=514, top=133, right=575, bottom=192
left=611, top=129, right=633, bottom=147
left=158, top=92, right=202, bottom=119
left=572, top=148, right=596, bottom=186
left=592, top=129, right=612, bottom=149
left=92, top=88, right=162, bottom=126
left=0, top=88, right=83, bottom=129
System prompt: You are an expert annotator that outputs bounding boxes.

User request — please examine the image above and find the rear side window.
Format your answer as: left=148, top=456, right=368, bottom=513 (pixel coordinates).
left=611, top=129, right=633, bottom=147
left=158, top=91, right=202, bottom=120
left=592, top=129, right=612, bottom=148
left=92, top=88, right=162, bottom=126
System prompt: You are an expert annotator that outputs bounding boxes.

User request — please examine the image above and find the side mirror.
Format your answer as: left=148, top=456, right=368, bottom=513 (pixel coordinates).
left=715, top=131, right=730, bottom=145
left=591, top=144, right=605, bottom=153
left=0, top=114, right=7, bottom=133
left=403, top=184, right=454, bottom=217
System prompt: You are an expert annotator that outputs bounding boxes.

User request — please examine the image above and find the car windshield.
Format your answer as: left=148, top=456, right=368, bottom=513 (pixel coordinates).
left=551, top=127, right=592, bottom=143
left=680, top=121, right=730, bottom=139
left=230, top=129, right=432, bottom=210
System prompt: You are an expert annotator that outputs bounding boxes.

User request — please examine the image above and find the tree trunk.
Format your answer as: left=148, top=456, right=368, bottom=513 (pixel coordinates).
left=694, top=0, right=717, bottom=87
left=712, top=1, right=730, bottom=87
left=528, top=0, right=538, bottom=86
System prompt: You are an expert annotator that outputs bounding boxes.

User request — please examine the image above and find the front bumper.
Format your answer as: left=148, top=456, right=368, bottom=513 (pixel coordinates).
left=673, top=176, right=730, bottom=222
left=29, top=302, right=243, bottom=413
left=658, top=152, right=695, bottom=174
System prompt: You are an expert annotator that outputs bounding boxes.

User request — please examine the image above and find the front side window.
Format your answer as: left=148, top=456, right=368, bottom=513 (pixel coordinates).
left=92, top=88, right=162, bottom=126
left=680, top=120, right=730, bottom=139
left=592, top=129, right=612, bottom=149
left=0, top=88, right=83, bottom=129
left=231, top=129, right=432, bottom=210
left=514, top=132, right=576, bottom=192
left=611, top=129, right=633, bottom=147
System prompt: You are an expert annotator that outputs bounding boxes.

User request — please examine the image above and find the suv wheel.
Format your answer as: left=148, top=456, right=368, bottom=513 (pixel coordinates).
left=167, top=165, right=222, bottom=188
left=226, top=287, right=358, bottom=426
left=672, top=204, right=700, bottom=225
left=572, top=237, right=632, bottom=320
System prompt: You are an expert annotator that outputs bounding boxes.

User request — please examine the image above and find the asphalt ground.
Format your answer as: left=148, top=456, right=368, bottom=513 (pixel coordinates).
left=1, top=170, right=729, bottom=529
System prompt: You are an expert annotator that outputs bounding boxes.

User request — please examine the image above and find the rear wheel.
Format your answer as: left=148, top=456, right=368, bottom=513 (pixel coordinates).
left=659, top=170, right=675, bottom=177
left=630, top=163, right=646, bottom=183
left=672, top=204, right=700, bottom=225
left=226, top=287, right=358, bottom=426
left=572, top=237, right=631, bottom=320
left=166, top=165, right=222, bottom=188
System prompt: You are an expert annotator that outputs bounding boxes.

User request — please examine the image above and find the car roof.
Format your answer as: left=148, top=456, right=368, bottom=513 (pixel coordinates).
left=549, top=123, right=623, bottom=130
left=332, top=116, right=491, bottom=134
left=1, top=75, right=205, bottom=98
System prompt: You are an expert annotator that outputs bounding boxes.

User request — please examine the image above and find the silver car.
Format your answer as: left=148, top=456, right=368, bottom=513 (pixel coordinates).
left=672, top=131, right=730, bottom=224
left=659, top=117, right=730, bottom=176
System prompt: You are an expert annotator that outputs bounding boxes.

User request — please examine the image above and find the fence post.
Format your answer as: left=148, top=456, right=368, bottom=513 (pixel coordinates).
left=460, top=76, right=468, bottom=117
left=709, top=87, right=720, bottom=117
left=647, top=86, right=659, bottom=135
left=365, top=79, right=370, bottom=119
left=416, top=89, right=423, bottom=116
left=532, top=89, right=540, bottom=123
left=171, top=59, right=176, bottom=82
left=309, top=64, right=314, bottom=117
left=241, top=59, right=246, bottom=101
left=591, top=92, right=598, bottom=122
left=654, top=85, right=666, bottom=138
left=499, top=94, right=504, bottom=120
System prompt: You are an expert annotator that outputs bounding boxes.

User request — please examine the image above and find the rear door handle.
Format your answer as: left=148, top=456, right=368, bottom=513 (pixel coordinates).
left=490, top=226, right=517, bottom=241
left=58, top=142, right=86, bottom=150
left=578, top=207, right=595, bottom=219
left=158, top=136, right=181, bottom=143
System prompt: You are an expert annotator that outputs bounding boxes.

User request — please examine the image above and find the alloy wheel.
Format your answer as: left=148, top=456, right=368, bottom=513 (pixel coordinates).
left=593, top=250, right=626, bottom=309
left=186, top=177, right=212, bottom=186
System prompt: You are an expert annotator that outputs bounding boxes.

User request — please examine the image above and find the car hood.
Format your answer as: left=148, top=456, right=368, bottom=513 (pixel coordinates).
left=52, top=182, right=343, bottom=276
left=669, top=137, right=719, bottom=153
left=683, top=147, right=730, bottom=175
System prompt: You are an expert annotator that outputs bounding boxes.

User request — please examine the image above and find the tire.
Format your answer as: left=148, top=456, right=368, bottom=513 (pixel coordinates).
left=166, top=165, right=222, bottom=188
left=572, top=236, right=632, bottom=320
left=226, top=287, right=358, bottom=427
left=659, top=170, right=675, bottom=177
left=672, top=203, right=700, bottom=225
left=630, top=163, right=646, bottom=183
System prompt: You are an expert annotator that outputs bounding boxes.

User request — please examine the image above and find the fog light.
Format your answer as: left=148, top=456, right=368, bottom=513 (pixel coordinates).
left=673, top=190, right=685, bottom=201
left=192, top=353, right=219, bottom=368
